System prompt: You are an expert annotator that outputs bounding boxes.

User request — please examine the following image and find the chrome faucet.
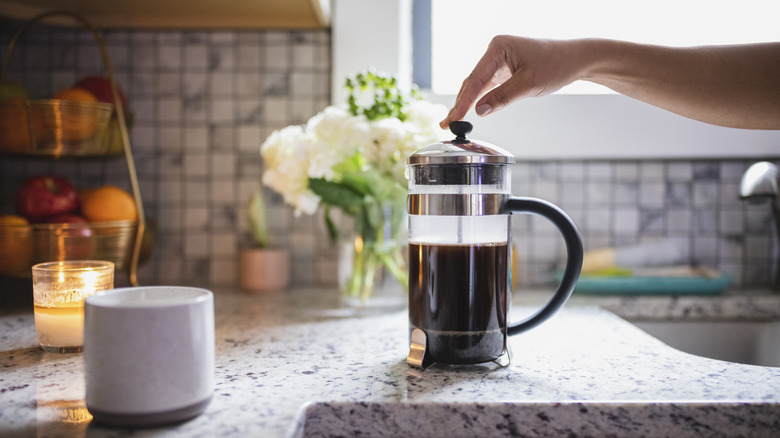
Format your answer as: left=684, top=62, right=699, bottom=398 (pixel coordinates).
left=740, top=161, right=780, bottom=290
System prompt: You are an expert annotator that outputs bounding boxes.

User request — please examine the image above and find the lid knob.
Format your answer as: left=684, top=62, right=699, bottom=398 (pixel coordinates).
left=449, top=121, right=472, bottom=141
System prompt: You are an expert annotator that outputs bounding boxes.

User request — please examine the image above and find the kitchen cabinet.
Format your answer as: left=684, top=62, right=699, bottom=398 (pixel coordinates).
left=0, top=0, right=330, bottom=29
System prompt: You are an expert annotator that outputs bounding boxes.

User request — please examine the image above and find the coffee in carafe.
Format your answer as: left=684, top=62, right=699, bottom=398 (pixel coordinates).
left=409, top=241, right=508, bottom=364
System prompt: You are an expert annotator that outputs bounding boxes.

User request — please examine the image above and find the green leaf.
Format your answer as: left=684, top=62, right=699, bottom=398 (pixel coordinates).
left=362, top=199, right=383, bottom=243
left=340, top=170, right=406, bottom=202
left=248, top=190, right=269, bottom=248
left=308, top=178, right=364, bottom=211
left=343, top=69, right=422, bottom=121
left=323, top=205, right=339, bottom=242
left=340, top=172, right=373, bottom=197
left=387, top=197, right=407, bottom=238
left=332, top=152, right=365, bottom=175
left=353, top=203, right=377, bottom=245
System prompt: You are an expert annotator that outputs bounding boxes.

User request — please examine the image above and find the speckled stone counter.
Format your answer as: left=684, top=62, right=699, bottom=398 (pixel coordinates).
left=1, top=288, right=780, bottom=437
left=524, top=288, right=780, bottom=322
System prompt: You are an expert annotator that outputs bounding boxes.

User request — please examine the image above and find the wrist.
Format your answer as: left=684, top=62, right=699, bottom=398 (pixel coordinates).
left=571, top=38, right=618, bottom=84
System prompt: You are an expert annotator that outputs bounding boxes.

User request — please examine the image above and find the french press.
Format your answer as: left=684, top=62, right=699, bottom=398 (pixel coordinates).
left=406, top=121, right=583, bottom=368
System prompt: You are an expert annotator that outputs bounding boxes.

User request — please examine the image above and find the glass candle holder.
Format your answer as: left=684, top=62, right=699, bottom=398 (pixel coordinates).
left=32, top=260, right=114, bottom=353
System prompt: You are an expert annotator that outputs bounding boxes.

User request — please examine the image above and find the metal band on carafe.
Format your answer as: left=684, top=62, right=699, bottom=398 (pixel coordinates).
left=407, top=193, right=508, bottom=216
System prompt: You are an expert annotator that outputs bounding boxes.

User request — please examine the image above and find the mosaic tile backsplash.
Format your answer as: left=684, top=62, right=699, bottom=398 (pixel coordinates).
left=0, top=19, right=776, bottom=290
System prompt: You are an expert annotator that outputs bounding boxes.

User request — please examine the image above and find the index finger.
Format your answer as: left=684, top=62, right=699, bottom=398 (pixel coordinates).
left=440, top=42, right=508, bottom=128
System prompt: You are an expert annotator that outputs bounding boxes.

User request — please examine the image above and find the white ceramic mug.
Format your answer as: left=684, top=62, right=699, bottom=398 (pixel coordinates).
left=83, top=286, right=215, bottom=427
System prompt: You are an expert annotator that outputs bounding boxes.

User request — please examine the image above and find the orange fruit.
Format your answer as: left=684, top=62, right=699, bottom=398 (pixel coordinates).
left=81, top=186, right=138, bottom=222
left=52, top=88, right=98, bottom=102
left=0, top=100, right=32, bottom=152
left=0, top=215, right=29, bottom=226
left=47, top=87, right=100, bottom=142
left=0, top=80, right=32, bottom=152
left=0, top=214, right=33, bottom=276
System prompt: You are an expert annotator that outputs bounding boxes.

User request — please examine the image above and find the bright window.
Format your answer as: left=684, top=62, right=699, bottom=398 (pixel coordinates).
left=430, top=0, right=780, bottom=94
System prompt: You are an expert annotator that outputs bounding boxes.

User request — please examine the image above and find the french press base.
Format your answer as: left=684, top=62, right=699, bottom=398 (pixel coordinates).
left=407, top=328, right=512, bottom=369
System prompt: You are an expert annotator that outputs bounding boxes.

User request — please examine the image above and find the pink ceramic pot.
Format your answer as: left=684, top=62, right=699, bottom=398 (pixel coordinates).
left=239, top=248, right=290, bottom=293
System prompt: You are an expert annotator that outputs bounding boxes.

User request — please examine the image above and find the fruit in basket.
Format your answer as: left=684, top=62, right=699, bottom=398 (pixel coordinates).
left=40, top=216, right=96, bottom=261
left=0, top=79, right=31, bottom=152
left=46, top=213, right=88, bottom=224
left=74, top=76, right=128, bottom=108
left=72, top=77, right=132, bottom=156
left=0, top=100, right=31, bottom=153
left=0, top=215, right=33, bottom=276
left=0, top=214, right=29, bottom=226
left=15, top=176, right=79, bottom=223
left=81, top=185, right=138, bottom=222
left=0, top=215, right=33, bottom=275
left=48, top=87, right=101, bottom=141
left=0, top=79, right=29, bottom=99
left=53, top=87, right=98, bottom=102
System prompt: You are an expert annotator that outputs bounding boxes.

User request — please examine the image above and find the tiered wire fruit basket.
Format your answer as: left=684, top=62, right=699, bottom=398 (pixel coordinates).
left=0, top=11, right=147, bottom=286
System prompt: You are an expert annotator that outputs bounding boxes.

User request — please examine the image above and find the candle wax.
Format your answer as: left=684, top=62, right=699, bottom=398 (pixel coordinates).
left=34, top=305, right=85, bottom=347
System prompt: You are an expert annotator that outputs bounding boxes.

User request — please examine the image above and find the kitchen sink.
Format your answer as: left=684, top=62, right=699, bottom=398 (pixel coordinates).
left=631, top=320, right=780, bottom=367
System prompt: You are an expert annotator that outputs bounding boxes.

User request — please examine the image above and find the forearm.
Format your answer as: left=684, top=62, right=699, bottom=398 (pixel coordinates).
left=580, top=39, right=780, bottom=129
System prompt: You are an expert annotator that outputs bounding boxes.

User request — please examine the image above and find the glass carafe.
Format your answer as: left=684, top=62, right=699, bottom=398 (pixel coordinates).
left=407, top=121, right=583, bottom=367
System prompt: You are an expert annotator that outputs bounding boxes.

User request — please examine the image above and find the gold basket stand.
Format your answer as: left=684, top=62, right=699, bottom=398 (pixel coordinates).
left=1, top=11, right=146, bottom=286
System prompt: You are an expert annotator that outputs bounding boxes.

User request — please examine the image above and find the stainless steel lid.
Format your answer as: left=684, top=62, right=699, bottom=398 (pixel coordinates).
left=407, top=121, right=515, bottom=165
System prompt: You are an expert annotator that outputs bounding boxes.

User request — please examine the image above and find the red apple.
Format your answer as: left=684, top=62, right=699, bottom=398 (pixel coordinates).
left=73, top=76, right=128, bottom=108
left=45, top=214, right=87, bottom=224
left=15, top=176, right=79, bottom=223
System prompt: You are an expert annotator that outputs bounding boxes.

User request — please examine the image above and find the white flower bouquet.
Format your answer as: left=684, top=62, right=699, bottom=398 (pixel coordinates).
left=260, top=71, right=447, bottom=300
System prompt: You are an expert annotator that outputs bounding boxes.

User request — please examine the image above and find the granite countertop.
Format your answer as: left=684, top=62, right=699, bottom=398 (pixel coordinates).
left=522, top=287, right=780, bottom=321
left=2, top=287, right=780, bottom=437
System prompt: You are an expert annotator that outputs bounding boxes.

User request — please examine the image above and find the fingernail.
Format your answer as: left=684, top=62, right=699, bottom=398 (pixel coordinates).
left=440, top=110, right=452, bottom=127
left=476, top=104, right=492, bottom=116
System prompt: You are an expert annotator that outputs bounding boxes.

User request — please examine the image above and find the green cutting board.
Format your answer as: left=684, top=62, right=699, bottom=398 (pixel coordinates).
left=556, top=272, right=732, bottom=296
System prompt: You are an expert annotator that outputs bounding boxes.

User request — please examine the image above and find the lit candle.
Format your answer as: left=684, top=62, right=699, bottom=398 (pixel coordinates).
left=32, top=261, right=114, bottom=354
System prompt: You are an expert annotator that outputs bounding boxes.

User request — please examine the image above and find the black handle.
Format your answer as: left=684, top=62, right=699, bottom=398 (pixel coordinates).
left=505, top=197, right=583, bottom=336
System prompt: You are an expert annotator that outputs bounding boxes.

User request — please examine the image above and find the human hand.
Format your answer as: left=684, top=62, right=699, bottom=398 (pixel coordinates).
left=440, top=36, right=583, bottom=128
left=441, top=37, right=780, bottom=130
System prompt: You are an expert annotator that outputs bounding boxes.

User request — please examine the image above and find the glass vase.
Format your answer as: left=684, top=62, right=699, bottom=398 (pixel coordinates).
left=338, top=204, right=407, bottom=309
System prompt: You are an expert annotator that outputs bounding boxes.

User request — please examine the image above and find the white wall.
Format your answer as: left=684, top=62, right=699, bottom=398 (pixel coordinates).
left=331, top=0, right=413, bottom=108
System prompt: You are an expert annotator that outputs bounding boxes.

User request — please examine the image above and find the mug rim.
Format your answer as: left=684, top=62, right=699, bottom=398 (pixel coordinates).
left=85, top=286, right=212, bottom=309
